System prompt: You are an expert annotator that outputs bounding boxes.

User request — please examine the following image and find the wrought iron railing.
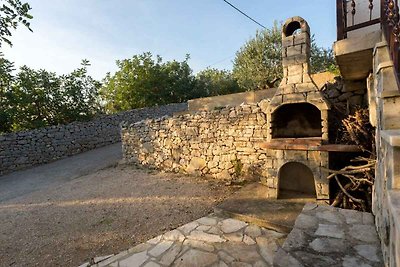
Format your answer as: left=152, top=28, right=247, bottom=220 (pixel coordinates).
left=337, top=0, right=381, bottom=40
left=337, top=0, right=400, bottom=85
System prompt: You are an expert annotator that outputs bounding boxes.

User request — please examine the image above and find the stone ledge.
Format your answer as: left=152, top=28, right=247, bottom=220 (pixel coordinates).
left=388, top=190, right=400, bottom=232
left=381, top=130, right=400, bottom=147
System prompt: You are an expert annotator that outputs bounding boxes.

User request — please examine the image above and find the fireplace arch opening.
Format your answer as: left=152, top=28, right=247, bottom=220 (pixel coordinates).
left=271, top=103, right=322, bottom=139
left=278, top=162, right=316, bottom=199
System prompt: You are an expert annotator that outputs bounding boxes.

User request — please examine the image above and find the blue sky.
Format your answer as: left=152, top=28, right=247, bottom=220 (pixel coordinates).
left=3, top=0, right=336, bottom=80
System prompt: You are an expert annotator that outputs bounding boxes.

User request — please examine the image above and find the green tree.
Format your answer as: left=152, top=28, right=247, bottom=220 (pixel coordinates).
left=100, top=52, right=201, bottom=113
left=0, top=52, right=14, bottom=132
left=0, top=0, right=33, bottom=47
left=232, top=22, right=337, bottom=91
left=0, top=59, right=102, bottom=133
left=195, top=68, right=243, bottom=97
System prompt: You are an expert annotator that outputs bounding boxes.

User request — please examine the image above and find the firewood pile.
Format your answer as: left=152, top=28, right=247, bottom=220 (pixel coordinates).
left=327, top=107, right=376, bottom=211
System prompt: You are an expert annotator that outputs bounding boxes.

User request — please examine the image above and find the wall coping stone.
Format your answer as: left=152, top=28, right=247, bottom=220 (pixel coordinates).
left=381, top=130, right=400, bottom=147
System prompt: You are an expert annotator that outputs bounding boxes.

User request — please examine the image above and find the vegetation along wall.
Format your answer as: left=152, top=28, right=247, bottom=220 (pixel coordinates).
left=0, top=103, right=187, bottom=176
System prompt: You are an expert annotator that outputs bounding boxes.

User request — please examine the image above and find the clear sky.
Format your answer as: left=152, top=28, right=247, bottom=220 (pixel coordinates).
left=2, top=0, right=337, bottom=80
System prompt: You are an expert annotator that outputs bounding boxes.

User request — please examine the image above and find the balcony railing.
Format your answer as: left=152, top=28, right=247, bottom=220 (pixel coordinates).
left=337, top=0, right=400, bottom=85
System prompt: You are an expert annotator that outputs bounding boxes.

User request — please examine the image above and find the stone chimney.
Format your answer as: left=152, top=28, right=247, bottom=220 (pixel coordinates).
left=281, top=16, right=311, bottom=85
left=265, top=16, right=330, bottom=142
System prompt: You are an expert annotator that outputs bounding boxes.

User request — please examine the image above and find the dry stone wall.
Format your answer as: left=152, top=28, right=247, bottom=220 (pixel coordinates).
left=0, top=103, right=187, bottom=176
left=122, top=102, right=272, bottom=183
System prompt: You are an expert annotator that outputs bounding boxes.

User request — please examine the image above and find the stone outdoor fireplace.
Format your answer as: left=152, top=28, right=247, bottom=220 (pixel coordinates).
left=264, top=16, right=331, bottom=201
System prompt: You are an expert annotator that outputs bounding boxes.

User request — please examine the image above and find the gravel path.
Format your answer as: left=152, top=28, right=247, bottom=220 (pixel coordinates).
left=0, top=165, right=237, bottom=267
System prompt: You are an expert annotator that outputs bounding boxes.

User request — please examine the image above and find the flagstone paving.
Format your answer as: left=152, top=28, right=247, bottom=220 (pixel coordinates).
left=82, top=214, right=287, bottom=267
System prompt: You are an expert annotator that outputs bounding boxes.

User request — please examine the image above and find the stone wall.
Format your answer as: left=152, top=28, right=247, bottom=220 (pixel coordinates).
left=122, top=99, right=339, bottom=200
left=369, top=38, right=400, bottom=266
left=0, top=103, right=187, bottom=176
left=122, top=102, right=271, bottom=182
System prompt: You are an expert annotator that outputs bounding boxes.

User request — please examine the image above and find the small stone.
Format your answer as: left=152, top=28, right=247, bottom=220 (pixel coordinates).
left=224, top=232, right=244, bottom=242
left=148, top=240, right=174, bottom=257
left=197, top=217, right=218, bottom=226
left=316, top=211, right=342, bottom=224
left=207, top=226, right=222, bottom=235
left=342, top=255, right=372, bottom=267
left=349, top=225, right=379, bottom=243
left=219, top=219, right=248, bottom=233
left=188, top=230, right=226, bottom=243
left=163, top=229, right=185, bottom=242
left=354, top=244, right=381, bottom=262
left=314, top=224, right=344, bottom=239
left=243, top=235, right=256, bottom=245
left=217, top=251, right=235, bottom=263
left=159, top=244, right=183, bottom=266
left=273, top=248, right=304, bottom=267
left=179, top=221, right=199, bottom=235
left=261, top=229, right=286, bottom=239
left=183, top=239, right=215, bottom=252
left=362, top=213, right=375, bottom=225
left=309, top=238, right=346, bottom=253
left=256, top=237, right=278, bottom=265
left=244, top=225, right=262, bottom=238
left=339, top=209, right=363, bottom=224
left=147, top=235, right=162, bottom=245
left=174, top=249, right=218, bottom=267
left=197, top=225, right=212, bottom=232
left=283, top=228, right=306, bottom=249
left=118, top=251, right=148, bottom=267
left=294, top=214, right=318, bottom=230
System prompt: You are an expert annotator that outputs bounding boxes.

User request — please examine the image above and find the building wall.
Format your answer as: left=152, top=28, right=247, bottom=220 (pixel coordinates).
left=370, top=38, right=400, bottom=266
left=0, top=103, right=187, bottom=176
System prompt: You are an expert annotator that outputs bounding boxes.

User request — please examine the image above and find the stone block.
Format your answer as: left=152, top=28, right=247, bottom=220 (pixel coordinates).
left=282, top=35, right=294, bottom=47
left=284, top=150, right=307, bottom=161
left=287, top=44, right=303, bottom=57
left=283, top=93, right=306, bottom=103
left=296, top=83, right=316, bottom=93
left=287, top=74, right=303, bottom=84
left=282, top=54, right=307, bottom=67
left=288, top=64, right=303, bottom=76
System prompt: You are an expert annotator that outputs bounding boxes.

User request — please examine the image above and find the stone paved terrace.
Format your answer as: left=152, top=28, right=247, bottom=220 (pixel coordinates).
left=274, top=204, right=384, bottom=267
left=81, top=214, right=287, bottom=267
left=81, top=205, right=384, bottom=267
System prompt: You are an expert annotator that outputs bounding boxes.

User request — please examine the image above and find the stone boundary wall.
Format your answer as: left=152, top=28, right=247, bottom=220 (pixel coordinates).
left=122, top=102, right=273, bottom=183
left=0, top=103, right=187, bottom=176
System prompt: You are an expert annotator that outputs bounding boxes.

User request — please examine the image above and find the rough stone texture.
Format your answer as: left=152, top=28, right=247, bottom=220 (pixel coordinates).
left=89, top=214, right=286, bottom=267
left=121, top=17, right=366, bottom=202
left=273, top=204, right=383, bottom=267
left=0, top=103, right=187, bottom=176
left=369, top=39, right=400, bottom=266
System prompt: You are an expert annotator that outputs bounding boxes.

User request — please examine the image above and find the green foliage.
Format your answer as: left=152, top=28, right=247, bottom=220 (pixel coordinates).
left=195, top=68, right=244, bottom=97
left=232, top=22, right=282, bottom=91
left=0, top=0, right=33, bottom=47
left=310, top=40, right=338, bottom=74
left=232, top=22, right=337, bottom=91
left=100, top=52, right=202, bottom=113
left=0, top=57, right=102, bottom=133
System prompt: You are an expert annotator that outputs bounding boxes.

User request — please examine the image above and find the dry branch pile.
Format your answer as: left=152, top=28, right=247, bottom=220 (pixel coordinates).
left=328, top=108, right=376, bottom=211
